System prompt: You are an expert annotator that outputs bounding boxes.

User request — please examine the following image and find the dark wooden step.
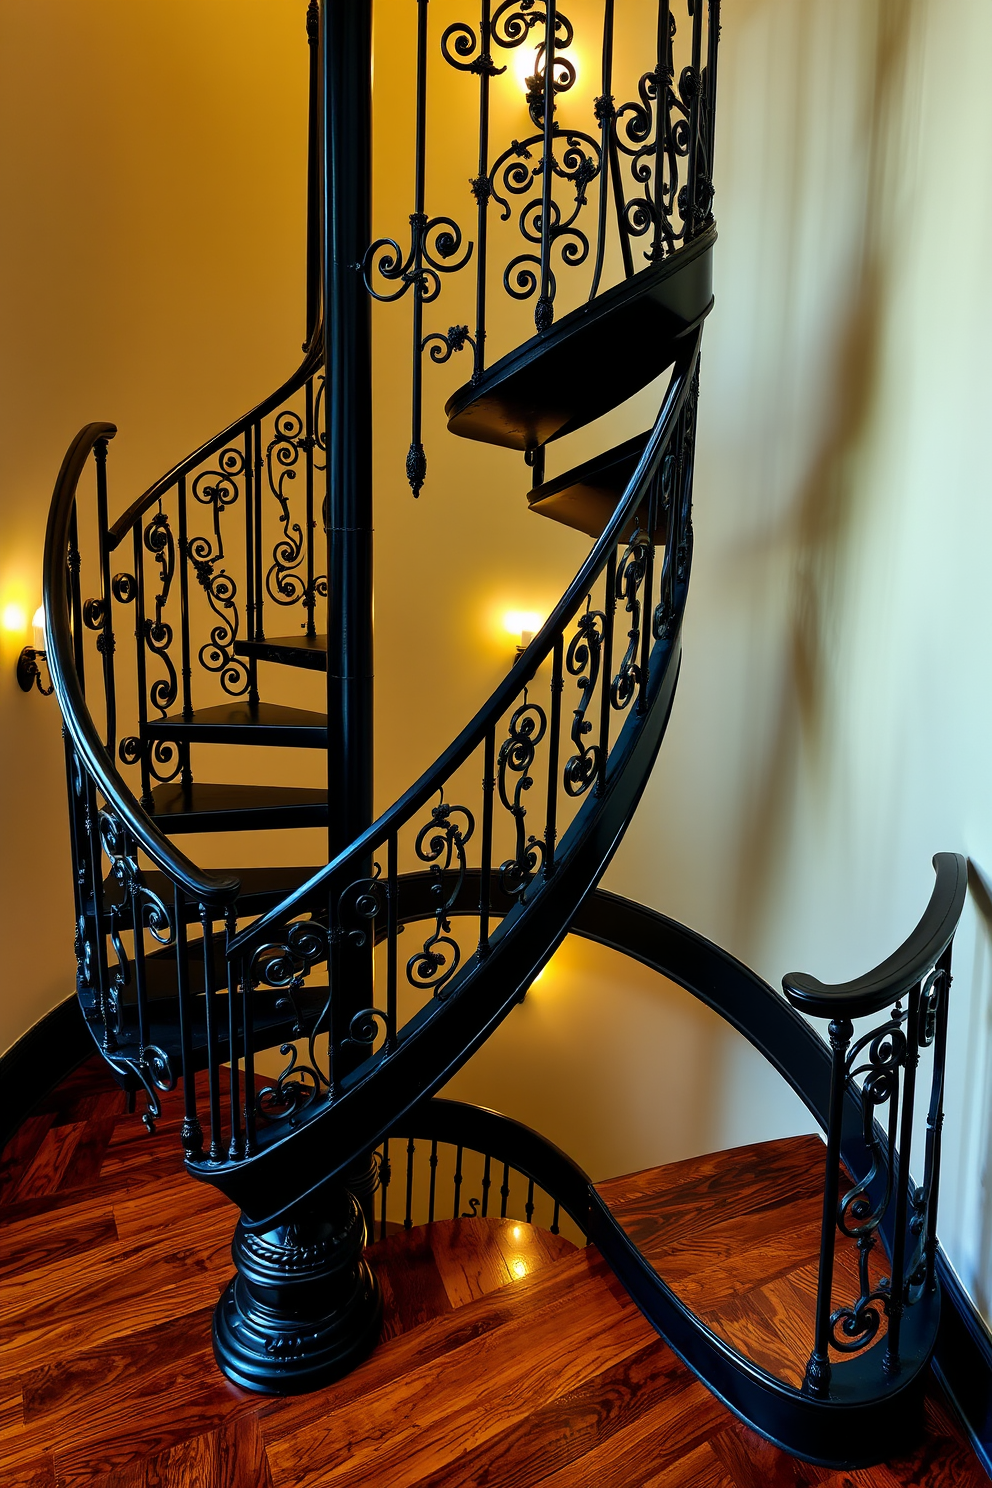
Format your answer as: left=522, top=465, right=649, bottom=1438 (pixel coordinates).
left=528, top=431, right=666, bottom=543
left=234, top=634, right=328, bottom=671
left=103, top=865, right=321, bottom=926
left=143, top=701, right=327, bottom=748
left=148, top=782, right=328, bottom=834
left=445, top=226, right=715, bottom=452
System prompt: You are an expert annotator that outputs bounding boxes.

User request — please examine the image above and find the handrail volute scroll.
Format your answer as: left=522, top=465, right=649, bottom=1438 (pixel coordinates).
left=782, top=852, right=967, bottom=1020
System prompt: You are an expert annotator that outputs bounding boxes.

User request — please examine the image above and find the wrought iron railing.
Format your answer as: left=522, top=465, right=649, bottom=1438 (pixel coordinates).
left=782, top=852, right=966, bottom=1395
left=44, top=327, right=699, bottom=1157
left=364, top=0, right=719, bottom=491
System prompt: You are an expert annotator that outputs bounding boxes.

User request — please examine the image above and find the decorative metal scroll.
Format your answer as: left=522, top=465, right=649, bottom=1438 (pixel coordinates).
left=408, top=795, right=476, bottom=996
left=497, top=698, right=547, bottom=896
left=611, top=531, right=649, bottom=711
left=563, top=604, right=604, bottom=796
left=265, top=411, right=308, bottom=607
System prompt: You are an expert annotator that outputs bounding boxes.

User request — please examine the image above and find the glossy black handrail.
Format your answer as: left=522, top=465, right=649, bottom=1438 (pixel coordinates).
left=106, top=326, right=323, bottom=552
left=44, top=423, right=240, bottom=906
left=226, top=325, right=702, bottom=962
left=782, top=853, right=967, bottom=1019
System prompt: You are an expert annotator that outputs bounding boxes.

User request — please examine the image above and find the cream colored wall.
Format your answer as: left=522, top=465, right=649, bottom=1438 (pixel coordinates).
left=3, top=0, right=992, bottom=1324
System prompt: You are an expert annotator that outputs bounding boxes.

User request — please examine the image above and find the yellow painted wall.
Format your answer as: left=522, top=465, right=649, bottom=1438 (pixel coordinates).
left=2, top=0, right=992, bottom=1324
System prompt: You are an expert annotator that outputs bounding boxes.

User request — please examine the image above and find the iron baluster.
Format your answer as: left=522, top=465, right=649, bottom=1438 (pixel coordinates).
left=94, top=439, right=117, bottom=754
left=86, top=780, right=116, bottom=1052
left=472, top=0, right=495, bottom=379
left=500, top=1161, right=511, bottom=1218
left=551, top=1199, right=560, bottom=1235
left=428, top=1138, right=439, bottom=1222
left=923, top=949, right=952, bottom=1292
left=453, top=1143, right=464, bottom=1219
left=174, top=892, right=203, bottom=1160
left=304, top=378, right=317, bottom=638
left=386, top=833, right=399, bottom=1053
left=479, top=727, right=496, bottom=957
left=804, top=1017, right=853, bottom=1398
left=597, top=548, right=618, bottom=793
left=590, top=0, right=616, bottom=299
left=243, top=424, right=256, bottom=644
left=704, top=1, right=720, bottom=198
left=544, top=635, right=564, bottom=877
left=129, top=843, right=151, bottom=1064
left=884, top=981, right=922, bottom=1374
left=651, top=0, right=673, bottom=261
left=405, top=1136, right=416, bottom=1229
left=239, top=950, right=257, bottom=1157
left=305, top=0, right=322, bottom=346
left=525, top=1177, right=535, bottom=1224
left=200, top=906, right=223, bottom=1161
left=68, top=503, right=86, bottom=688
left=226, top=907, right=243, bottom=1161
left=536, top=0, right=558, bottom=332
left=481, top=1152, right=492, bottom=1217
left=637, top=528, right=656, bottom=715
left=130, top=524, right=152, bottom=806
left=379, top=1138, right=390, bottom=1240
left=253, top=420, right=265, bottom=642
left=685, top=0, right=704, bottom=239
left=176, top=477, right=194, bottom=726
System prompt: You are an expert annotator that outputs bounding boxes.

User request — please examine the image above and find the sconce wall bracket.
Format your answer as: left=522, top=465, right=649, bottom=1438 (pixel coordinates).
left=17, top=647, right=54, bottom=696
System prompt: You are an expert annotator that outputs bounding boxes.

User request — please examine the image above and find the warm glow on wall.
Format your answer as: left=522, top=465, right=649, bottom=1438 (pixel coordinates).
left=513, top=43, right=580, bottom=97
left=503, top=609, right=544, bottom=647
left=2, top=602, right=27, bottom=635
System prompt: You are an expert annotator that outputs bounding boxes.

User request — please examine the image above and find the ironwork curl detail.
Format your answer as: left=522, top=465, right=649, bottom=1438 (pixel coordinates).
left=497, top=698, right=547, bottom=897
left=408, top=795, right=475, bottom=997
left=186, top=535, right=250, bottom=698
left=611, top=530, right=649, bottom=711
left=258, top=1042, right=323, bottom=1124
left=265, top=409, right=308, bottom=607
left=191, top=448, right=243, bottom=558
left=143, top=510, right=178, bottom=716
left=563, top=605, right=604, bottom=797
left=342, top=1006, right=394, bottom=1051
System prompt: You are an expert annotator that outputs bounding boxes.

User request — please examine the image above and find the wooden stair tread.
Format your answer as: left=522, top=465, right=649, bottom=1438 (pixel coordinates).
left=596, top=1134, right=889, bottom=1390
left=143, top=701, right=327, bottom=747
left=148, top=781, right=328, bottom=833
left=528, top=430, right=666, bottom=543
left=0, top=1074, right=982, bottom=1487
left=234, top=635, right=328, bottom=672
left=445, top=229, right=715, bottom=452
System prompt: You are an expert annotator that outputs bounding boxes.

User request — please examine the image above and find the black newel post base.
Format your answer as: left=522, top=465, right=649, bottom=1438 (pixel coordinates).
left=212, top=1186, right=382, bottom=1394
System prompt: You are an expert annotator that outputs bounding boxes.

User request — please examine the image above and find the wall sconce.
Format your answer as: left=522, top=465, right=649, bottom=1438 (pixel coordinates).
left=503, top=609, right=544, bottom=661
left=16, top=606, right=53, bottom=696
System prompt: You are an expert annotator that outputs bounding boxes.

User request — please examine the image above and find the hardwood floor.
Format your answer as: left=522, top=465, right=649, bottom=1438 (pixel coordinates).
left=0, top=1059, right=984, bottom=1487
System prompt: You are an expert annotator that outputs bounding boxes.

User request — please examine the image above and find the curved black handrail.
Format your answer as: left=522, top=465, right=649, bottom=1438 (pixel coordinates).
left=106, top=325, right=323, bottom=551
left=44, top=423, right=240, bottom=905
left=227, top=326, right=702, bottom=963
left=385, top=1097, right=593, bottom=1235
left=782, top=853, right=967, bottom=1019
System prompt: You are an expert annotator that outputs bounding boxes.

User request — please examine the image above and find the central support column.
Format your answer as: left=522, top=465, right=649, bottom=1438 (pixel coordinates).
left=213, top=0, right=382, bottom=1395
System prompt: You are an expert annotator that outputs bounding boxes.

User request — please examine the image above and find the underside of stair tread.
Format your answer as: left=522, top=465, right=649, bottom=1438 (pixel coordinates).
left=1, top=1073, right=982, bottom=1488
left=148, top=781, right=328, bottom=833
left=234, top=634, right=328, bottom=671
left=143, top=701, right=328, bottom=747
left=445, top=227, right=715, bottom=451
left=105, top=984, right=329, bottom=1073
left=596, top=1134, right=889, bottom=1391
left=529, top=430, right=666, bottom=542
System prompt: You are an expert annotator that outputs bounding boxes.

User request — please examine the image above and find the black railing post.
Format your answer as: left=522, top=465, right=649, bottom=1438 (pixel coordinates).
left=804, top=1015, right=853, bottom=1398
left=885, top=982, right=922, bottom=1374
left=305, top=0, right=322, bottom=347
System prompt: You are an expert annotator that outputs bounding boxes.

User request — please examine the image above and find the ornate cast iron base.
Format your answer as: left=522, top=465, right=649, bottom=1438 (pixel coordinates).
left=212, top=1186, right=382, bottom=1394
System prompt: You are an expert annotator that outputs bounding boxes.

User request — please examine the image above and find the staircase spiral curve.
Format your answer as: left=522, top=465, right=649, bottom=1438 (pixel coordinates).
left=36, top=0, right=968, bottom=1470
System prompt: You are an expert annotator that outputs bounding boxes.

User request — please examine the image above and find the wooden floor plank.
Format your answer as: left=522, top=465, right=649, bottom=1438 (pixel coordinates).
left=1, top=1068, right=985, bottom=1488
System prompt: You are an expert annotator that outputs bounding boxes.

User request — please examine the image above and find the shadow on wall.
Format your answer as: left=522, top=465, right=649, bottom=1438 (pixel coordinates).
left=730, top=0, right=919, bottom=958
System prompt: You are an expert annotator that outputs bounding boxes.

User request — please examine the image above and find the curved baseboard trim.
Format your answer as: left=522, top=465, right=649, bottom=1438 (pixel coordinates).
left=0, top=994, right=89, bottom=1152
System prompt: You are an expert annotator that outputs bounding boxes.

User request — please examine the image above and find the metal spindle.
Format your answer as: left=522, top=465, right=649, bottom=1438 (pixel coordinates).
left=884, top=983, right=922, bottom=1374
left=525, top=1177, right=535, bottom=1224
left=472, top=0, right=493, bottom=377
left=386, top=834, right=398, bottom=1052
left=924, top=950, right=952, bottom=1292
left=131, top=524, right=152, bottom=807
left=94, top=439, right=117, bottom=753
left=453, top=1143, right=464, bottom=1219
left=129, top=852, right=150, bottom=1061
left=685, top=0, right=704, bottom=239
left=240, top=950, right=257, bottom=1157
left=481, top=1153, right=492, bottom=1218
left=637, top=536, right=655, bottom=716
left=478, top=728, right=496, bottom=958
left=804, top=1017, right=853, bottom=1398
left=177, top=478, right=193, bottom=725
left=544, top=635, right=563, bottom=877
left=225, top=907, right=243, bottom=1160
left=379, top=1139, right=390, bottom=1240
left=597, top=549, right=618, bottom=792
left=551, top=1200, right=561, bottom=1235
left=305, top=378, right=317, bottom=637
left=404, top=1136, right=416, bottom=1229
left=653, top=0, right=673, bottom=260
left=200, top=906, right=223, bottom=1160
left=428, top=1138, right=439, bottom=1223
left=536, top=0, right=558, bottom=332
left=174, top=892, right=203, bottom=1160
left=500, top=1161, right=511, bottom=1218
left=590, top=0, right=618, bottom=299
left=253, top=421, right=265, bottom=641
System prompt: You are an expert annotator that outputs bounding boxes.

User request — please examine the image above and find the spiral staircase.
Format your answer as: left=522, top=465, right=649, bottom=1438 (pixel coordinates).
left=38, top=0, right=969, bottom=1472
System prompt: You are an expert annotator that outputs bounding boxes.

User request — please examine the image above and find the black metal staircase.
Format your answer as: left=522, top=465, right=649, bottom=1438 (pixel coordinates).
left=39, top=0, right=968, bottom=1470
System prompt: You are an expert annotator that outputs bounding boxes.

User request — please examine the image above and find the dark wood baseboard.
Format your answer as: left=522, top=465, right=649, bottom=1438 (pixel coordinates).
left=0, top=993, right=91, bottom=1151
left=934, top=1253, right=992, bottom=1481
